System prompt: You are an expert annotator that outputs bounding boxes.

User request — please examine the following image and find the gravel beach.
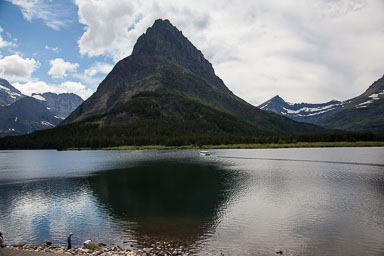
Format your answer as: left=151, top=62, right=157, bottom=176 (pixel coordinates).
left=0, top=243, right=194, bottom=256
left=0, top=248, right=70, bottom=256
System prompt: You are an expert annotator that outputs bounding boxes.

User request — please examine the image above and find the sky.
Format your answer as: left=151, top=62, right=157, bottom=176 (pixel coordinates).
left=0, top=0, right=383, bottom=104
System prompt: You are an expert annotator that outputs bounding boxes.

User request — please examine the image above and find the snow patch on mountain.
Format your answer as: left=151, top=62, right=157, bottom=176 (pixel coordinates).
left=355, top=90, right=383, bottom=109
left=41, top=121, right=54, bottom=127
left=0, top=85, right=10, bottom=91
left=282, top=103, right=344, bottom=115
left=0, top=84, right=22, bottom=100
left=32, top=94, right=46, bottom=101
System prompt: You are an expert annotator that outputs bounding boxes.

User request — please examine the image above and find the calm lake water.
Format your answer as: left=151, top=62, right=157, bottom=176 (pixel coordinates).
left=1, top=148, right=384, bottom=255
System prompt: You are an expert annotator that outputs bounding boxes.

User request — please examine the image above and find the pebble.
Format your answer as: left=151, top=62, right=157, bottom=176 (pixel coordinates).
left=6, top=241, right=195, bottom=256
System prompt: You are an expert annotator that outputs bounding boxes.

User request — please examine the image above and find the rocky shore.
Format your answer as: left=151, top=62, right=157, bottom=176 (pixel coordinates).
left=4, top=242, right=194, bottom=256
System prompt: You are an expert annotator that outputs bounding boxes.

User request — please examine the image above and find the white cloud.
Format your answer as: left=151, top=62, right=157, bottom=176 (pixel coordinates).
left=48, top=58, right=79, bottom=78
left=75, top=0, right=136, bottom=60
left=0, top=27, right=12, bottom=49
left=6, top=0, right=71, bottom=30
left=61, top=81, right=93, bottom=99
left=45, top=45, right=61, bottom=53
left=0, top=54, right=39, bottom=82
left=74, top=0, right=384, bottom=104
left=84, top=62, right=113, bottom=77
left=13, top=80, right=93, bottom=100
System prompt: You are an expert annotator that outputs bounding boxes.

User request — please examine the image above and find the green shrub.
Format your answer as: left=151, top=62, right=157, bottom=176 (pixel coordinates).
left=83, top=243, right=100, bottom=250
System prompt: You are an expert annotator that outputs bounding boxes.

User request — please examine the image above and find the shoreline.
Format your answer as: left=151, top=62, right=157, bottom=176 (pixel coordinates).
left=63, top=141, right=384, bottom=151
left=3, top=242, right=194, bottom=256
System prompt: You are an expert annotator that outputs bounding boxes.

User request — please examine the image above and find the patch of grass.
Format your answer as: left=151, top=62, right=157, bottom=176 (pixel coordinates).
left=94, top=141, right=384, bottom=151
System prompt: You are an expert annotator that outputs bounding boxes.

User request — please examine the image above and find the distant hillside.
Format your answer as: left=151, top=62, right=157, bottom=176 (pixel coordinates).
left=320, top=75, right=384, bottom=133
left=259, top=75, right=384, bottom=133
left=0, top=97, right=63, bottom=137
left=32, top=92, right=83, bottom=118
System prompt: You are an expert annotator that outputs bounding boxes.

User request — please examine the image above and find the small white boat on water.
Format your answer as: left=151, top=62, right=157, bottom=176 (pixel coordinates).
left=199, top=151, right=211, bottom=156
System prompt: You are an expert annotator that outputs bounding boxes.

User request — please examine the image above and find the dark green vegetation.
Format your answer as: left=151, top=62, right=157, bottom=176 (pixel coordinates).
left=0, top=19, right=382, bottom=149
left=83, top=243, right=104, bottom=250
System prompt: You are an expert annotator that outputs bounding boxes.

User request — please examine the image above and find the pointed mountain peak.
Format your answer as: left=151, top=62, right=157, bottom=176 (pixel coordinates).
left=131, top=19, right=228, bottom=91
left=132, top=19, right=186, bottom=57
left=271, top=95, right=285, bottom=102
left=152, top=18, right=175, bottom=30
left=258, top=95, right=289, bottom=110
left=264, top=95, right=287, bottom=105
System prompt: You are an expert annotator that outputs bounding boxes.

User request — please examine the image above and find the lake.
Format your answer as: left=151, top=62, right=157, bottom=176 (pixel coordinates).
left=0, top=148, right=384, bottom=255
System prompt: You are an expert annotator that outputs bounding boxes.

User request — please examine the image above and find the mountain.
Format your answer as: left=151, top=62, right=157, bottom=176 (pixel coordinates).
left=258, top=75, right=384, bottom=133
left=0, top=78, right=25, bottom=106
left=258, top=95, right=352, bottom=124
left=31, top=92, right=83, bottom=118
left=320, top=75, right=384, bottom=133
left=0, top=19, right=325, bottom=148
left=63, top=19, right=322, bottom=134
left=0, top=97, right=63, bottom=137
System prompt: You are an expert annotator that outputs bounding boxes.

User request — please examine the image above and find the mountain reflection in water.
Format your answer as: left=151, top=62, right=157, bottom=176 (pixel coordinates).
left=86, top=160, right=243, bottom=244
left=0, top=155, right=244, bottom=248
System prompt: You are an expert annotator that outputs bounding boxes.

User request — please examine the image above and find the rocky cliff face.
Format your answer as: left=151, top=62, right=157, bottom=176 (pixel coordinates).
left=132, top=19, right=228, bottom=92
left=32, top=92, right=83, bottom=118
left=0, top=78, right=25, bottom=106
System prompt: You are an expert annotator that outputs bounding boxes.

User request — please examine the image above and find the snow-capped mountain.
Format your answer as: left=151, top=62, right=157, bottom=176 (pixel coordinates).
left=31, top=92, right=83, bottom=118
left=258, top=95, right=352, bottom=124
left=0, top=97, right=63, bottom=137
left=0, top=78, right=25, bottom=106
left=259, top=75, right=384, bottom=133
left=0, top=78, right=84, bottom=137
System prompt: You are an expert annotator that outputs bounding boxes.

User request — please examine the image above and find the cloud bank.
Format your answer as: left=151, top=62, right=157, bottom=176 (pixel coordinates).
left=13, top=80, right=92, bottom=100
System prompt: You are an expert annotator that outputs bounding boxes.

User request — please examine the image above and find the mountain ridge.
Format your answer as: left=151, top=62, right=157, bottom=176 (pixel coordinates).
left=258, top=75, right=384, bottom=133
